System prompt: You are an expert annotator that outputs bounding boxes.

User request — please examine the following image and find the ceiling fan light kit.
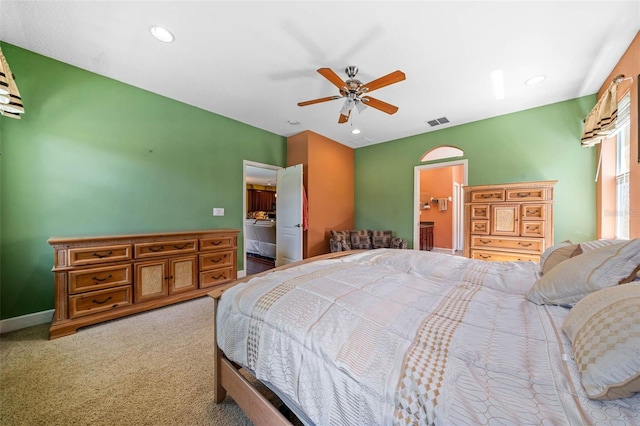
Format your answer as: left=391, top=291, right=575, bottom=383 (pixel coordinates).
left=298, top=66, right=405, bottom=124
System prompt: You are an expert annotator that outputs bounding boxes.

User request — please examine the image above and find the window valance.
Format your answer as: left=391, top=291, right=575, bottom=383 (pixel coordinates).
left=0, top=46, right=25, bottom=119
left=581, top=74, right=634, bottom=147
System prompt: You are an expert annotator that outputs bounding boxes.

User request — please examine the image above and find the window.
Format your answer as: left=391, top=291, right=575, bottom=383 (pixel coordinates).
left=615, top=93, right=631, bottom=239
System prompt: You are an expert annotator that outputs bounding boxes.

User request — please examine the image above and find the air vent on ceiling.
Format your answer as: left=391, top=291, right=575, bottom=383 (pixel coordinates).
left=427, top=117, right=449, bottom=127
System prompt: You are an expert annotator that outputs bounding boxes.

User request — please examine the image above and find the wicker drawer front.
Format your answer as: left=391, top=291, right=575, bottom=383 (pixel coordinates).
left=69, top=286, right=132, bottom=318
left=69, top=264, right=132, bottom=294
left=471, top=236, right=544, bottom=254
left=68, top=244, right=132, bottom=267
left=200, top=251, right=234, bottom=271
left=506, top=188, right=547, bottom=201
left=470, top=220, right=489, bottom=235
left=471, top=250, right=539, bottom=262
left=470, top=189, right=504, bottom=203
left=521, top=221, right=545, bottom=238
left=199, top=236, right=235, bottom=251
left=199, top=268, right=234, bottom=288
left=134, top=240, right=197, bottom=259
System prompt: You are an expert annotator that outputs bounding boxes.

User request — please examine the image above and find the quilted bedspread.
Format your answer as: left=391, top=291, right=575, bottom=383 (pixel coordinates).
left=216, top=249, right=640, bottom=425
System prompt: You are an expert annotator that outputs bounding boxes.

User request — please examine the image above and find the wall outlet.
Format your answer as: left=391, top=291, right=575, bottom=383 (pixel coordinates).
left=213, top=208, right=224, bottom=216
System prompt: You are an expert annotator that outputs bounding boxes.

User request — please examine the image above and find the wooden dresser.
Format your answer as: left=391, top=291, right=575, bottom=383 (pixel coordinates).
left=464, top=181, right=556, bottom=262
left=48, top=229, right=239, bottom=339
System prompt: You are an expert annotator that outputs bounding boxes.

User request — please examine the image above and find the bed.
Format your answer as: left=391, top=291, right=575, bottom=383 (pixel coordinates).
left=210, top=241, right=640, bottom=425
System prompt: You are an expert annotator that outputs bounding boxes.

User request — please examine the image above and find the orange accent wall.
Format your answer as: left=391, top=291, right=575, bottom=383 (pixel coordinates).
left=596, top=31, right=640, bottom=238
left=287, top=130, right=354, bottom=257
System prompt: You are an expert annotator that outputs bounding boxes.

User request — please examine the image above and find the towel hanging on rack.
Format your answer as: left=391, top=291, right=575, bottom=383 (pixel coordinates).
left=439, top=198, right=447, bottom=211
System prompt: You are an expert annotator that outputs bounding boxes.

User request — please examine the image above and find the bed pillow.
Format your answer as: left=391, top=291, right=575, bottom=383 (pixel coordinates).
left=580, top=239, right=626, bottom=253
left=562, top=283, right=640, bottom=400
left=540, top=241, right=582, bottom=275
left=526, top=239, right=640, bottom=306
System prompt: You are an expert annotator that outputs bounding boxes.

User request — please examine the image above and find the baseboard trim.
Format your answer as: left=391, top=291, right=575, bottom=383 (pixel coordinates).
left=0, top=309, right=54, bottom=334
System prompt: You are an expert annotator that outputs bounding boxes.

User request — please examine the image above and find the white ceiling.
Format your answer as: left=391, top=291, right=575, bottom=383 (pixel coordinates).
left=1, top=1, right=638, bottom=148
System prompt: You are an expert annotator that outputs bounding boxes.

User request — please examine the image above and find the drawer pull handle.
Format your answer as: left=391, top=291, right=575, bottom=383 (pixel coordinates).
left=164, top=276, right=174, bottom=280
left=480, top=194, right=497, bottom=199
left=527, top=226, right=539, bottom=231
left=479, top=239, right=491, bottom=244
left=92, top=296, right=112, bottom=305
left=477, top=209, right=486, bottom=214
left=92, top=274, right=113, bottom=282
left=212, top=273, right=224, bottom=279
left=479, top=254, right=491, bottom=259
left=148, top=246, right=164, bottom=252
left=210, top=241, right=222, bottom=246
left=173, top=243, right=189, bottom=249
left=519, top=242, right=532, bottom=247
left=91, top=251, right=113, bottom=258
left=474, top=225, right=485, bottom=229
left=210, top=257, right=224, bottom=263
left=527, top=209, right=539, bottom=214
left=517, top=192, right=532, bottom=197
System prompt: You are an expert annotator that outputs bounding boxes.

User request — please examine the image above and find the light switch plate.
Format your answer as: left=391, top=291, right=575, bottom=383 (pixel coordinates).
left=213, top=208, right=224, bottom=216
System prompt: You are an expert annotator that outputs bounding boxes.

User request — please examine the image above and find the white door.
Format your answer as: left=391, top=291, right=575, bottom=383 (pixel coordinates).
left=276, top=164, right=303, bottom=267
left=453, top=182, right=463, bottom=252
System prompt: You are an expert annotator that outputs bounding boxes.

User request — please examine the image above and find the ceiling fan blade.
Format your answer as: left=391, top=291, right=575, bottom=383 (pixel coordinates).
left=362, top=70, right=406, bottom=93
left=338, top=110, right=351, bottom=124
left=317, top=68, right=347, bottom=90
left=297, top=95, right=342, bottom=107
left=361, top=96, right=399, bottom=115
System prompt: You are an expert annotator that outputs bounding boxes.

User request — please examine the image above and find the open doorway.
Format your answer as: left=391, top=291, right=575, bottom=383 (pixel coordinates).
left=413, top=159, right=468, bottom=254
left=243, top=161, right=280, bottom=277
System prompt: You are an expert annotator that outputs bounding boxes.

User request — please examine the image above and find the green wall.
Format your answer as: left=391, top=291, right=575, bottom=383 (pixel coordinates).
left=0, top=43, right=286, bottom=320
left=354, top=96, right=598, bottom=247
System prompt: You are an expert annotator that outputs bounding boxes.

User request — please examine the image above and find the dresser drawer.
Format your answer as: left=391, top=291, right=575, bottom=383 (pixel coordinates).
left=200, top=251, right=234, bottom=271
left=199, top=268, right=234, bottom=288
left=470, top=220, right=489, bottom=235
left=68, top=244, right=132, bottom=267
left=521, top=221, right=545, bottom=238
left=200, top=236, right=235, bottom=251
left=471, top=236, right=544, bottom=254
left=470, top=204, right=490, bottom=220
left=471, top=250, right=540, bottom=262
left=69, top=285, right=132, bottom=319
left=135, top=239, right=197, bottom=259
left=470, top=189, right=504, bottom=203
left=506, top=188, right=547, bottom=201
left=69, top=264, right=132, bottom=294
left=521, top=204, right=546, bottom=220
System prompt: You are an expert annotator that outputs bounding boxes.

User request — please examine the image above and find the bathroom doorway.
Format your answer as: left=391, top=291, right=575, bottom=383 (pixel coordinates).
left=413, top=159, right=468, bottom=254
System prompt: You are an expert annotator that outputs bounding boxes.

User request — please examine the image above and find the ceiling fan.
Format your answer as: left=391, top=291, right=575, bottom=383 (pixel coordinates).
left=298, top=66, right=406, bottom=124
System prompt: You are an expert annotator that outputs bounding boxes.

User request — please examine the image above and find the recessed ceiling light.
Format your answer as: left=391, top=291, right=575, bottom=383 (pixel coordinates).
left=351, top=128, right=361, bottom=135
left=525, top=75, right=546, bottom=85
left=149, top=25, right=174, bottom=43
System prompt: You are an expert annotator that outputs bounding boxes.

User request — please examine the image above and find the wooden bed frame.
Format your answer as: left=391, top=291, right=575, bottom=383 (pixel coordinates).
left=208, top=252, right=357, bottom=426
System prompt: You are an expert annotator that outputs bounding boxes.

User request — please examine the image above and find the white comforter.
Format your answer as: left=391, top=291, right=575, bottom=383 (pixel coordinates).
left=216, top=249, right=640, bottom=425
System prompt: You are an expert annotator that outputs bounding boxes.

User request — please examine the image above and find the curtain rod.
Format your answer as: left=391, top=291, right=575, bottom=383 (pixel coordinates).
left=613, top=74, right=633, bottom=84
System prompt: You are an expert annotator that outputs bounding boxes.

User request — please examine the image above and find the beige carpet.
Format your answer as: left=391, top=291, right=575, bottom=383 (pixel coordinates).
left=0, top=297, right=283, bottom=426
